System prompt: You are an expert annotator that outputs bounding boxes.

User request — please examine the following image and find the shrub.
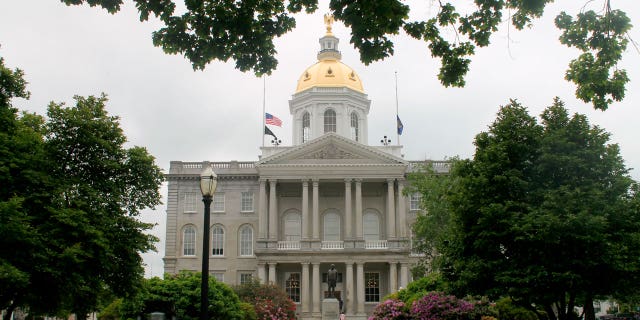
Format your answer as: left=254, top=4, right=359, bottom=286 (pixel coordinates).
left=369, top=299, right=410, bottom=320
left=234, top=280, right=296, bottom=320
left=410, top=292, right=474, bottom=320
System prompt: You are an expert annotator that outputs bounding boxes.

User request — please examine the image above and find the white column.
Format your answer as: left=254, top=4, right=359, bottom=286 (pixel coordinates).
left=389, top=261, right=398, bottom=293
left=302, top=262, right=310, bottom=313
left=355, top=179, right=363, bottom=240
left=269, top=179, right=278, bottom=240
left=386, top=178, right=396, bottom=239
left=312, top=262, right=321, bottom=313
left=302, top=180, right=309, bottom=239
left=346, top=261, right=355, bottom=315
left=312, top=179, right=320, bottom=240
left=268, top=262, right=277, bottom=284
left=344, top=179, right=352, bottom=239
left=356, top=261, right=365, bottom=314
left=397, top=180, right=406, bottom=238
left=400, top=263, right=409, bottom=289
left=258, top=262, right=266, bottom=283
left=258, top=179, right=267, bottom=239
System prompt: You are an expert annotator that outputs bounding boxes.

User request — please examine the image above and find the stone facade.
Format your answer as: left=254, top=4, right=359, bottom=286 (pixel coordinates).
left=163, top=21, right=449, bottom=320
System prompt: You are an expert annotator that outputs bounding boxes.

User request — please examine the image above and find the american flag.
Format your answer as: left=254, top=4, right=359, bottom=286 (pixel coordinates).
left=265, top=113, right=282, bottom=127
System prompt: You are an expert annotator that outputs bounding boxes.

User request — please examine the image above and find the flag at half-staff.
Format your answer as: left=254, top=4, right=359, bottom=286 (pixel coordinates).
left=265, top=113, right=282, bottom=127
left=264, top=126, right=277, bottom=139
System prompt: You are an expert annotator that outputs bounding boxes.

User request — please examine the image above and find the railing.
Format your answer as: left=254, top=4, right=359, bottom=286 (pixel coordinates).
left=277, top=241, right=301, bottom=250
left=365, top=240, right=388, bottom=249
left=177, top=161, right=256, bottom=169
left=408, top=160, right=451, bottom=173
left=321, top=241, right=344, bottom=250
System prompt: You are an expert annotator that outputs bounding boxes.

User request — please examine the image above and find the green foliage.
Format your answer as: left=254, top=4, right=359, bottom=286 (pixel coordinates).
left=495, top=297, right=538, bottom=320
left=58, top=1, right=634, bottom=109
left=411, top=98, right=640, bottom=320
left=393, top=273, right=449, bottom=306
left=123, top=272, right=245, bottom=320
left=0, top=57, right=164, bottom=318
left=406, top=162, right=458, bottom=272
left=555, top=7, right=632, bottom=110
left=98, top=298, right=122, bottom=320
left=233, top=279, right=297, bottom=320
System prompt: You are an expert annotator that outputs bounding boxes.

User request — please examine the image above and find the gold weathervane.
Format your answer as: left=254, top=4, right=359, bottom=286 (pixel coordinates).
left=324, top=13, right=335, bottom=34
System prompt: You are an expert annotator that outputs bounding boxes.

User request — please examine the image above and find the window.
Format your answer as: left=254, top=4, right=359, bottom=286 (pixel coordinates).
left=182, top=226, right=196, bottom=256
left=324, top=109, right=336, bottom=133
left=241, top=192, right=254, bottom=212
left=363, top=211, right=380, bottom=241
left=239, top=225, right=253, bottom=256
left=284, top=212, right=301, bottom=241
left=350, top=112, right=359, bottom=141
left=410, top=193, right=421, bottom=211
left=285, top=273, right=301, bottom=303
left=213, top=193, right=225, bottom=212
left=323, top=212, right=341, bottom=241
left=240, top=273, right=253, bottom=285
left=410, top=231, right=425, bottom=256
left=364, top=272, right=380, bottom=302
left=302, top=112, right=310, bottom=143
left=183, top=192, right=197, bottom=213
left=212, top=272, right=224, bottom=282
left=212, top=225, right=224, bottom=256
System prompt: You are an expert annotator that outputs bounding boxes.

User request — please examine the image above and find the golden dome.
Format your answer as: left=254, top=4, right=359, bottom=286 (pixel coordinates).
left=295, top=18, right=364, bottom=94
left=295, top=59, right=364, bottom=93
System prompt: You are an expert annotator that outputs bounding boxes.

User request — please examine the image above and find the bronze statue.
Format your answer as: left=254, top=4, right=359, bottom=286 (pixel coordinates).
left=327, top=264, right=338, bottom=298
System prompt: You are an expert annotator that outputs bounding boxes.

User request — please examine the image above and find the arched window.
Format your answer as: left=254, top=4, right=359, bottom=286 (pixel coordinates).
left=350, top=112, right=359, bottom=141
left=182, top=225, right=196, bottom=256
left=363, top=211, right=380, bottom=241
left=324, top=109, right=336, bottom=133
left=323, top=211, right=341, bottom=241
left=239, top=225, right=253, bottom=256
left=212, top=225, right=224, bottom=256
left=284, top=212, right=302, bottom=241
left=302, top=112, right=310, bottom=143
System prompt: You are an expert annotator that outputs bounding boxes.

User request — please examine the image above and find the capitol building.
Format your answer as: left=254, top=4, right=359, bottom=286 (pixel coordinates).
left=163, top=18, right=447, bottom=320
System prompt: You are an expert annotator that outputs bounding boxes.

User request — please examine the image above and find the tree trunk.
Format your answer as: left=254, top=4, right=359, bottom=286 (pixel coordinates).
left=545, top=304, right=558, bottom=320
left=584, top=293, right=596, bottom=320
left=3, top=303, right=16, bottom=320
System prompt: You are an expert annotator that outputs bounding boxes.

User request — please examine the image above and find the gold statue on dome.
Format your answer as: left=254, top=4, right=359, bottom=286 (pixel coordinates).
left=324, top=13, right=335, bottom=34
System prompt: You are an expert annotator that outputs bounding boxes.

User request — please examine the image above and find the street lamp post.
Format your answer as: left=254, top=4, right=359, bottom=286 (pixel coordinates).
left=199, top=166, right=217, bottom=320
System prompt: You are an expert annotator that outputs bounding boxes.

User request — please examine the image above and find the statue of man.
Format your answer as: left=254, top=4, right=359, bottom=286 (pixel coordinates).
left=327, top=264, right=338, bottom=298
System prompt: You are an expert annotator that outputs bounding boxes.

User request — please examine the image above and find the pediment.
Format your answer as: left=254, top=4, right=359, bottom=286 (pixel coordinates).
left=257, top=133, right=406, bottom=166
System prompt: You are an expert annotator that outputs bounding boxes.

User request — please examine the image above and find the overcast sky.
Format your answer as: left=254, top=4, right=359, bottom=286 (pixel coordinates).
left=1, top=0, right=638, bottom=278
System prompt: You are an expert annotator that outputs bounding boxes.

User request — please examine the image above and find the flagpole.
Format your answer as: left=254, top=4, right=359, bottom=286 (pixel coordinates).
left=262, top=76, right=266, bottom=147
left=395, top=71, right=400, bottom=145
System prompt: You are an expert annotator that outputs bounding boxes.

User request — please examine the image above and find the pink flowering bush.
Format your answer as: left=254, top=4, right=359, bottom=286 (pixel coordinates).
left=368, top=299, right=410, bottom=320
left=410, top=292, right=474, bottom=320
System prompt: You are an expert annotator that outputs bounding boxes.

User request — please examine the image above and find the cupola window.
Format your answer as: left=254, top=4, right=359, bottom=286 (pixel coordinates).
left=350, top=112, right=359, bottom=141
left=302, top=112, right=310, bottom=143
left=324, top=109, right=336, bottom=133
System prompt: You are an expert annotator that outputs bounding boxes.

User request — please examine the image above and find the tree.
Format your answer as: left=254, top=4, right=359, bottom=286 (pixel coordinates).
left=0, top=57, right=164, bottom=319
left=121, top=272, right=245, bottom=320
left=59, top=0, right=633, bottom=110
left=233, top=279, right=297, bottom=320
left=411, top=99, right=640, bottom=320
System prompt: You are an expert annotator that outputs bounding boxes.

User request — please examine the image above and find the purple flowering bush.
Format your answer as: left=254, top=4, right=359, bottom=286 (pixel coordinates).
left=369, top=292, right=477, bottom=320
left=410, top=292, right=474, bottom=320
left=369, top=299, right=410, bottom=320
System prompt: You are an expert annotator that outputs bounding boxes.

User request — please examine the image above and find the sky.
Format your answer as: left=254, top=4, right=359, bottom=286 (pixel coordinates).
left=1, top=0, right=639, bottom=278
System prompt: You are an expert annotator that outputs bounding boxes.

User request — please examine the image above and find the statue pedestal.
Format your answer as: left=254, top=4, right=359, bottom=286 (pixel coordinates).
left=322, top=298, right=340, bottom=320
